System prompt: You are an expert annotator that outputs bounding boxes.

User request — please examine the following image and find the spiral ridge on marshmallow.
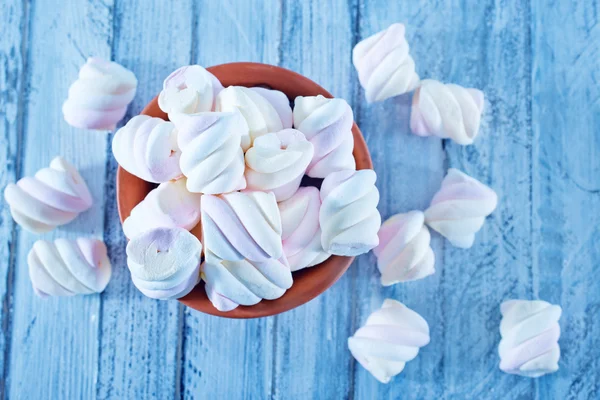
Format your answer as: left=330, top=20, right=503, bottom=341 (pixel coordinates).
left=499, top=300, right=562, bottom=378
left=4, top=157, right=93, bottom=233
left=410, top=79, right=485, bottom=145
left=348, top=299, right=430, bottom=383
left=28, top=238, right=111, bottom=298
left=112, top=115, right=182, bottom=183
left=352, top=23, right=420, bottom=103
left=424, top=168, right=497, bottom=248
left=293, top=95, right=356, bottom=178
left=62, top=57, right=137, bottom=130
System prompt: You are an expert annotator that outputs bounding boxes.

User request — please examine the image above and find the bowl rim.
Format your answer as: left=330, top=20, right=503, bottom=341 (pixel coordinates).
left=116, top=62, right=373, bottom=318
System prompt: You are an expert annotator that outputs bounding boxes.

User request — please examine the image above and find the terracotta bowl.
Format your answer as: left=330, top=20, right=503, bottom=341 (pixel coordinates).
left=117, top=62, right=373, bottom=318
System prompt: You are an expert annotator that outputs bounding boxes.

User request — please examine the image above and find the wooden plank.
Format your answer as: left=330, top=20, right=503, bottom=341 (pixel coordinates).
left=0, top=0, right=28, bottom=392
left=6, top=0, right=113, bottom=398
left=179, top=1, right=281, bottom=399
left=531, top=1, right=600, bottom=398
left=97, top=0, right=193, bottom=398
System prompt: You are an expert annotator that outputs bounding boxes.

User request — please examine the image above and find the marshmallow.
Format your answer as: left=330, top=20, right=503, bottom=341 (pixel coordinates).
left=62, top=57, right=137, bottom=130
left=499, top=300, right=562, bottom=378
left=112, top=115, right=182, bottom=183
left=411, top=79, right=485, bottom=145
left=4, top=157, right=93, bottom=233
left=278, top=187, right=330, bottom=271
left=122, top=178, right=201, bottom=239
left=293, top=95, right=356, bottom=178
left=348, top=299, right=430, bottom=383
left=352, top=23, right=419, bottom=103
left=170, top=111, right=247, bottom=194
left=424, top=168, right=497, bottom=248
left=158, top=65, right=223, bottom=119
left=28, top=238, right=111, bottom=297
left=319, top=169, right=381, bottom=256
left=374, top=211, right=435, bottom=285
left=215, top=86, right=292, bottom=149
left=126, top=227, right=201, bottom=300
left=201, top=191, right=291, bottom=311
left=245, top=129, right=314, bottom=202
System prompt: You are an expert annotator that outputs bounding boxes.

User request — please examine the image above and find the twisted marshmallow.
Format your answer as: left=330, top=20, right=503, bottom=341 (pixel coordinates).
left=62, top=57, right=137, bottom=130
left=352, top=23, right=419, bottom=103
left=278, top=187, right=330, bottom=271
left=4, top=157, right=92, bottom=233
left=411, top=79, right=485, bottom=145
left=171, top=111, right=247, bottom=194
left=424, top=168, right=497, bottom=248
left=122, top=178, right=201, bottom=239
left=348, top=299, right=430, bottom=383
left=216, top=86, right=292, bottom=149
left=126, top=227, right=202, bottom=300
left=374, top=211, right=435, bottom=285
left=201, top=191, right=291, bottom=311
left=319, top=169, right=381, bottom=256
left=245, top=129, right=314, bottom=202
left=499, top=300, right=562, bottom=377
left=293, top=95, right=356, bottom=178
left=28, top=238, right=111, bottom=297
left=158, top=65, right=223, bottom=118
left=112, top=115, right=182, bottom=183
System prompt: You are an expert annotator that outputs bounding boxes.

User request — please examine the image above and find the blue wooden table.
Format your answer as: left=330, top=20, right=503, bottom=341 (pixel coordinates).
left=1, top=0, right=599, bottom=398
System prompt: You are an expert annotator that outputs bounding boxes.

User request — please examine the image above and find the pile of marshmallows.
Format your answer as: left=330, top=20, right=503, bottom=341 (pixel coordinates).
left=2, top=23, right=562, bottom=384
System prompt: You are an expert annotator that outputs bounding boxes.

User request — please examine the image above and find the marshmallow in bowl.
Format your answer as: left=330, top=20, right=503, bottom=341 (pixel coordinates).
left=278, top=187, right=330, bottom=271
left=28, top=238, right=111, bottom=297
left=293, top=95, right=356, bottom=178
left=352, top=23, right=419, bottom=103
left=215, top=86, right=292, bottom=149
left=122, top=178, right=201, bottom=239
left=424, top=168, right=497, bottom=248
left=499, top=300, right=562, bottom=378
left=245, top=129, right=314, bottom=202
left=374, top=211, right=435, bottom=285
left=4, top=157, right=93, bottom=233
left=171, top=111, right=248, bottom=194
left=319, top=169, right=381, bottom=256
left=411, top=79, right=485, bottom=145
left=112, top=115, right=182, bottom=183
left=126, top=227, right=202, bottom=300
left=62, top=57, right=137, bottom=130
left=158, top=65, right=223, bottom=118
left=348, top=299, right=430, bottom=383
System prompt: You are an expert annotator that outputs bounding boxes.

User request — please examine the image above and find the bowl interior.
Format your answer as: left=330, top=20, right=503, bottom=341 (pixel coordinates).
left=116, top=62, right=373, bottom=318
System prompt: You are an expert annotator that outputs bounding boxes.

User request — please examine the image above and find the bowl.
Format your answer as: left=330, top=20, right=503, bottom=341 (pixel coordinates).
left=117, top=62, right=373, bottom=318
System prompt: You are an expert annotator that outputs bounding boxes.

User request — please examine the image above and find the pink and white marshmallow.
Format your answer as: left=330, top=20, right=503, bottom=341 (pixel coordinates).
left=216, top=86, right=292, bottom=149
left=278, top=187, right=330, bottom=271
left=293, top=95, right=356, bottom=178
left=424, top=168, right=497, bottom=248
left=172, top=111, right=248, bottom=194
left=122, top=178, right=201, bottom=239
left=348, top=299, right=430, bottom=383
left=374, top=211, right=435, bottom=285
left=126, top=227, right=202, bottom=300
left=245, top=129, right=314, bottom=202
left=320, top=169, right=381, bottom=256
left=112, top=115, right=182, bottom=183
left=352, top=23, right=420, bottom=103
left=411, top=79, right=485, bottom=145
left=201, top=191, right=292, bottom=311
left=499, top=300, right=562, bottom=378
left=158, top=65, right=223, bottom=118
left=62, top=57, right=137, bottom=130
left=28, top=238, right=111, bottom=298
left=4, top=157, right=92, bottom=233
